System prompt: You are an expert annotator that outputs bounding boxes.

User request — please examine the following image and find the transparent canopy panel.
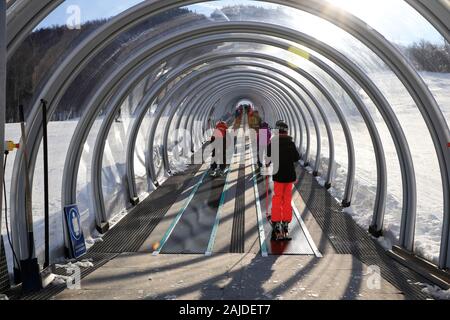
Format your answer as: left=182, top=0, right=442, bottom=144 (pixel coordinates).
left=193, top=0, right=446, bottom=262
left=20, top=5, right=218, bottom=263
left=323, top=0, right=450, bottom=126
left=7, top=0, right=145, bottom=121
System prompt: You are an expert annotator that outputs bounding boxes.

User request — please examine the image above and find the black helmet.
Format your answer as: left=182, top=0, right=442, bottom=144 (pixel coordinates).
left=276, top=120, right=288, bottom=132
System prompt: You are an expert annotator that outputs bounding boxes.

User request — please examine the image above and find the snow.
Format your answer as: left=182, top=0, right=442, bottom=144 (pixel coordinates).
left=313, top=71, right=450, bottom=265
left=416, top=282, right=450, bottom=300
left=84, top=229, right=104, bottom=250
left=55, top=259, right=94, bottom=270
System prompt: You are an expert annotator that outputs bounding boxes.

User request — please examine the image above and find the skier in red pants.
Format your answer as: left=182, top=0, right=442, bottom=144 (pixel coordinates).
left=269, top=120, right=300, bottom=241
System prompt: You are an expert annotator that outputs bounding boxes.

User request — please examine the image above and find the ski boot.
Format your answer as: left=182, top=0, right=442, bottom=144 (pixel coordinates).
left=271, top=222, right=284, bottom=241
left=282, top=222, right=292, bottom=241
left=210, top=167, right=219, bottom=178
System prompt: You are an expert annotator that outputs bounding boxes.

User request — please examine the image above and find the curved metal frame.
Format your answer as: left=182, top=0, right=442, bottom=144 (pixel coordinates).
left=181, top=69, right=309, bottom=167
left=6, top=21, right=384, bottom=262
left=6, top=1, right=449, bottom=268
left=147, top=67, right=310, bottom=183
left=173, top=81, right=289, bottom=156
left=167, top=77, right=295, bottom=154
left=55, top=22, right=419, bottom=260
left=153, top=61, right=328, bottom=181
left=83, top=30, right=384, bottom=239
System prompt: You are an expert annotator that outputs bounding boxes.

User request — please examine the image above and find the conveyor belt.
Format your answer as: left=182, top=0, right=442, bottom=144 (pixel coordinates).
left=230, top=161, right=246, bottom=253
left=161, top=171, right=228, bottom=254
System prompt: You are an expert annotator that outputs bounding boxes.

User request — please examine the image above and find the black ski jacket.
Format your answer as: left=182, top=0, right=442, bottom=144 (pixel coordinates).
left=268, top=134, right=301, bottom=183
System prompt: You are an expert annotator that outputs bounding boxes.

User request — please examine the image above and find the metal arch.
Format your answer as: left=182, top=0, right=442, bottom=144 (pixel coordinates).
left=197, top=26, right=414, bottom=241
left=83, top=24, right=386, bottom=255
left=6, top=0, right=63, bottom=57
left=161, top=22, right=416, bottom=252
left=196, top=87, right=280, bottom=136
left=147, top=68, right=307, bottom=184
left=65, top=26, right=362, bottom=239
left=178, top=78, right=293, bottom=153
left=49, top=28, right=374, bottom=258
left=110, top=27, right=386, bottom=235
left=404, top=0, right=450, bottom=42
left=183, top=76, right=298, bottom=153
left=182, top=81, right=286, bottom=144
left=175, top=84, right=284, bottom=150
left=8, top=24, right=370, bottom=260
left=124, top=57, right=310, bottom=201
left=158, top=61, right=322, bottom=177
left=144, top=69, right=288, bottom=190
left=180, top=72, right=309, bottom=166
left=183, top=81, right=287, bottom=143
left=9, top=21, right=414, bottom=262
left=183, top=83, right=286, bottom=152
left=160, top=77, right=285, bottom=151
left=161, top=49, right=357, bottom=204
left=179, top=76, right=295, bottom=164
left=3, top=23, right=344, bottom=258
left=277, top=0, right=449, bottom=263
left=178, top=67, right=319, bottom=171
left=6, top=0, right=448, bottom=267
left=201, top=63, right=330, bottom=176
left=121, top=58, right=291, bottom=197
left=200, top=88, right=280, bottom=128
left=193, top=50, right=355, bottom=201
left=188, top=83, right=285, bottom=156
left=156, top=79, right=286, bottom=173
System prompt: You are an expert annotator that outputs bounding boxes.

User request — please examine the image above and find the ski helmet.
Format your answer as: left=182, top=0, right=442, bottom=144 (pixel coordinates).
left=275, top=120, right=288, bottom=132
left=216, top=120, right=228, bottom=130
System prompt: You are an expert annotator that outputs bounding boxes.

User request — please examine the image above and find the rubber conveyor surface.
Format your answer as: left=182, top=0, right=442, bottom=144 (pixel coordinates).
left=161, top=172, right=228, bottom=254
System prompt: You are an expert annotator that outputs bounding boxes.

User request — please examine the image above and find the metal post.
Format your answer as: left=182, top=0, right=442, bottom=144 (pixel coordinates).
left=41, top=99, right=50, bottom=268
left=0, top=0, right=6, bottom=237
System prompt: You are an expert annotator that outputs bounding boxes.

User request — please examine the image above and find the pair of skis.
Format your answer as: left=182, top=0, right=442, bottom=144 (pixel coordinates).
left=209, top=167, right=229, bottom=178
left=264, top=174, right=292, bottom=242
left=269, top=221, right=292, bottom=242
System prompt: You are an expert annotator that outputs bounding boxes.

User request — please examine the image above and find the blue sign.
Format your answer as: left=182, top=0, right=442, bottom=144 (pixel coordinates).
left=64, top=204, right=86, bottom=258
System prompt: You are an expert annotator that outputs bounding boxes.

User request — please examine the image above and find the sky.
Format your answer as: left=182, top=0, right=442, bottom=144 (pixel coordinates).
left=35, top=0, right=445, bottom=46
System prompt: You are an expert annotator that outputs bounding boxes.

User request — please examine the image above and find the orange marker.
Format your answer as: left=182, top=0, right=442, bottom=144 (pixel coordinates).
left=152, top=242, right=160, bottom=251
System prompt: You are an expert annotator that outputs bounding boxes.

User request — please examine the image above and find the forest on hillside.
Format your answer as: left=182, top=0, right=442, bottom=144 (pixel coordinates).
left=6, top=5, right=449, bottom=123
left=6, top=7, right=211, bottom=123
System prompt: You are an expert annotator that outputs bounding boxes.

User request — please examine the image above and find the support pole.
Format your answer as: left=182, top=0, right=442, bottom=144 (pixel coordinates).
left=41, top=99, right=49, bottom=268
left=0, top=0, right=6, bottom=237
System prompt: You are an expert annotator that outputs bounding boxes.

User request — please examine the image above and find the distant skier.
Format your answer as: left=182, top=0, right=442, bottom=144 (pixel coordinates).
left=210, top=121, right=229, bottom=177
left=249, top=110, right=262, bottom=131
left=114, top=107, right=122, bottom=123
left=269, top=120, right=300, bottom=241
left=257, top=121, right=271, bottom=169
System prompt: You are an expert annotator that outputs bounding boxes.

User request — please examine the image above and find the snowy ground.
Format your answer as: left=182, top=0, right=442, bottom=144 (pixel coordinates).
left=1, top=71, right=449, bottom=276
